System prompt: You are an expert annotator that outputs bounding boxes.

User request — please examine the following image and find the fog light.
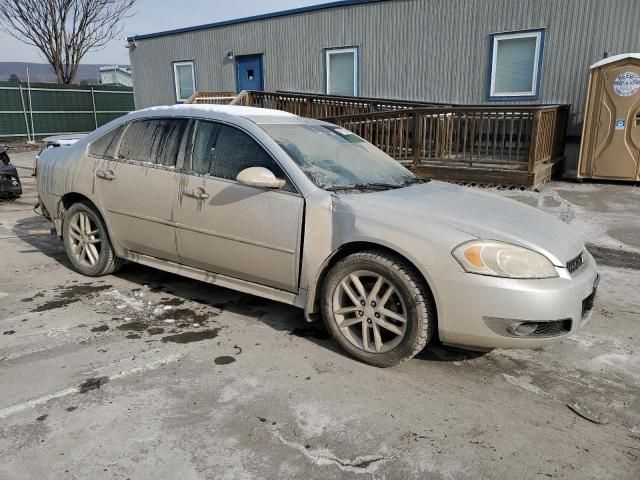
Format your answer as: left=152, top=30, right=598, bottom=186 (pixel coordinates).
left=507, top=322, right=538, bottom=336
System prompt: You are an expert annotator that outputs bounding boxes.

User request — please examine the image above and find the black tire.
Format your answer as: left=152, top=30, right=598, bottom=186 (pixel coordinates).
left=321, top=250, right=435, bottom=367
left=62, top=201, right=122, bottom=276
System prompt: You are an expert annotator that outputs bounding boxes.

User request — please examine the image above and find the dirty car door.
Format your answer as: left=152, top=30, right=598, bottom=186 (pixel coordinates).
left=175, top=120, right=303, bottom=292
left=93, top=118, right=187, bottom=262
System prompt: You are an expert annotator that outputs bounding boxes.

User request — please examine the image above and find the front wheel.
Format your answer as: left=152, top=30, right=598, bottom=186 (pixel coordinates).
left=321, top=251, right=435, bottom=367
left=62, top=202, right=122, bottom=276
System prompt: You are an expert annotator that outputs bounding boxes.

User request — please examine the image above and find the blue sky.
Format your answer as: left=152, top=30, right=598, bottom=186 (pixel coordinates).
left=0, top=0, right=333, bottom=65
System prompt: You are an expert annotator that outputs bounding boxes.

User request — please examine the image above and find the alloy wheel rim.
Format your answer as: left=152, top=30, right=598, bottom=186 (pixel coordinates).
left=68, top=211, right=102, bottom=267
left=332, top=270, right=408, bottom=353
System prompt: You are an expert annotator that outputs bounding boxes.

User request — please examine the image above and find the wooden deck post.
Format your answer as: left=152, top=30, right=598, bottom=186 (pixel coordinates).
left=412, top=111, right=422, bottom=170
left=527, top=110, right=541, bottom=173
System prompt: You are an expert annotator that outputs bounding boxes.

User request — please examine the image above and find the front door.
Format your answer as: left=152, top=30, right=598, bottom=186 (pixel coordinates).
left=175, top=119, right=303, bottom=292
left=236, top=55, right=264, bottom=93
left=93, top=118, right=187, bottom=262
left=592, top=63, right=640, bottom=180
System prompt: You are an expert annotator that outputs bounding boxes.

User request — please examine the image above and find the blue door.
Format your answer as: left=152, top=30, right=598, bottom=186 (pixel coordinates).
left=236, top=55, right=263, bottom=92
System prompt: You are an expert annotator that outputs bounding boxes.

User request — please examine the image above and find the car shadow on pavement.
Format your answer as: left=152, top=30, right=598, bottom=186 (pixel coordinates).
left=113, top=264, right=352, bottom=355
left=415, top=344, right=488, bottom=362
left=13, top=214, right=485, bottom=365
left=10, top=215, right=69, bottom=261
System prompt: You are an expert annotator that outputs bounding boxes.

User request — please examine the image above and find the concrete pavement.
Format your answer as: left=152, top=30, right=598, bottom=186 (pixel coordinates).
left=1, top=151, right=638, bottom=479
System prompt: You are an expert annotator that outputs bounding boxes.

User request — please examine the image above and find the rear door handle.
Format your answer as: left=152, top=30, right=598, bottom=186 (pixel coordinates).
left=183, top=187, right=209, bottom=200
left=96, top=169, right=116, bottom=181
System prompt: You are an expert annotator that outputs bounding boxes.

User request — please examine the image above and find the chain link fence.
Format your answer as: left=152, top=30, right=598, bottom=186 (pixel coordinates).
left=0, top=81, right=134, bottom=141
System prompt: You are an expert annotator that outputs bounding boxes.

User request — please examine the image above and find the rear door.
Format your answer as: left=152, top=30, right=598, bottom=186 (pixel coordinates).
left=92, top=118, right=187, bottom=262
left=174, top=119, right=303, bottom=292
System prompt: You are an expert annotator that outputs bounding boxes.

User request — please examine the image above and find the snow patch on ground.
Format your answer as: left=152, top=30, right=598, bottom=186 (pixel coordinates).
left=272, top=430, right=394, bottom=474
left=104, top=289, right=145, bottom=311
left=293, top=402, right=336, bottom=438
left=589, top=352, right=640, bottom=380
left=501, top=183, right=640, bottom=253
left=218, top=377, right=260, bottom=404
left=566, top=333, right=598, bottom=347
left=502, top=374, right=550, bottom=398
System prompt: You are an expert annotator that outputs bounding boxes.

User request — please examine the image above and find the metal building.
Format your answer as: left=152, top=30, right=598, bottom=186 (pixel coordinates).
left=126, top=0, right=640, bottom=176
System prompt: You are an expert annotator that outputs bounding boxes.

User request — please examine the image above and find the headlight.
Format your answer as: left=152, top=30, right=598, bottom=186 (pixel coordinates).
left=452, top=240, right=558, bottom=279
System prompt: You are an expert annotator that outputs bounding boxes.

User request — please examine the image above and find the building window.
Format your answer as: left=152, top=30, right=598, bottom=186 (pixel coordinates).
left=488, top=30, right=544, bottom=99
left=325, top=47, right=359, bottom=96
left=173, top=61, right=195, bottom=102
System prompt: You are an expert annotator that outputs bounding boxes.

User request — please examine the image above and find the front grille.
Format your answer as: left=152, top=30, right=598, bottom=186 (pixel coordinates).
left=566, top=252, right=584, bottom=274
left=530, top=320, right=572, bottom=337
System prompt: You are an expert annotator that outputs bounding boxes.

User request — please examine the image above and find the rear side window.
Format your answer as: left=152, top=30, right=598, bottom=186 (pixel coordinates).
left=190, top=120, right=293, bottom=191
left=118, top=118, right=188, bottom=167
left=89, top=126, right=124, bottom=159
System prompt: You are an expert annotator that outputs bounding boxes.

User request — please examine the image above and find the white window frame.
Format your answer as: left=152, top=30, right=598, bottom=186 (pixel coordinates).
left=173, top=61, right=196, bottom=103
left=325, top=47, right=359, bottom=96
left=489, top=30, right=543, bottom=99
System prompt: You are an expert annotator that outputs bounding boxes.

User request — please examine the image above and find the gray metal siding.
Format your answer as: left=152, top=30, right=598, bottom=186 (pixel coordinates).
left=129, top=0, right=640, bottom=169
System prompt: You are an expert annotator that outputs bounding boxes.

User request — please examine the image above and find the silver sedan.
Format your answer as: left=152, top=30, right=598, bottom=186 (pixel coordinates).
left=36, top=104, right=599, bottom=366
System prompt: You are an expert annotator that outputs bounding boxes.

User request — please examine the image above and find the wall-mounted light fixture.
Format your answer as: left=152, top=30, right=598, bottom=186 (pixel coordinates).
left=125, top=39, right=137, bottom=49
left=226, top=51, right=234, bottom=60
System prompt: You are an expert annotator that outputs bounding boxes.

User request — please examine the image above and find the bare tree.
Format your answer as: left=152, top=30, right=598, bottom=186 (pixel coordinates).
left=0, top=0, right=137, bottom=84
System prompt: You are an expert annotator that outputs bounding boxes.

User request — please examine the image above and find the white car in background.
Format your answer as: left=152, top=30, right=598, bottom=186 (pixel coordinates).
left=34, top=134, right=87, bottom=175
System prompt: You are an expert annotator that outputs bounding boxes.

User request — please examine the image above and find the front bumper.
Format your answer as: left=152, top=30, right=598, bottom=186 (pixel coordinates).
left=432, top=255, right=599, bottom=350
left=0, top=174, right=22, bottom=196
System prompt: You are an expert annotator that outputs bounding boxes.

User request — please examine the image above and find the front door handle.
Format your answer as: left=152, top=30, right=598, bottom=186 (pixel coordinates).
left=183, top=187, right=209, bottom=200
left=96, top=169, right=116, bottom=181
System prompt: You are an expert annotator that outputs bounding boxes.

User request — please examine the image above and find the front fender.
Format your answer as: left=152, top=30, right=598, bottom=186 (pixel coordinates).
left=304, top=206, right=474, bottom=317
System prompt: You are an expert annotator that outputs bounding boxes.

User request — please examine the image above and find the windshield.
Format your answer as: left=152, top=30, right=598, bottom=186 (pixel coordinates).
left=260, top=124, right=422, bottom=191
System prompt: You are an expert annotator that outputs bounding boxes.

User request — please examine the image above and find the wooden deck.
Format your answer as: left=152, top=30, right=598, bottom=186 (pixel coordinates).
left=187, top=90, right=569, bottom=187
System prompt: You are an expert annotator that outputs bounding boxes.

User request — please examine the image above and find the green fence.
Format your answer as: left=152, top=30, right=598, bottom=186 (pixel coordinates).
left=0, top=81, right=134, bottom=140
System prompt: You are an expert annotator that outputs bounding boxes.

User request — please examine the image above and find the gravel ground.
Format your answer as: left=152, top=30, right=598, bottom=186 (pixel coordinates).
left=0, top=152, right=638, bottom=479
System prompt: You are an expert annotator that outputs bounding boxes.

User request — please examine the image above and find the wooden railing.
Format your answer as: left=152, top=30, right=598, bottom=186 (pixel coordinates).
left=186, top=91, right=237, bottom=104
left=527, top=106, right=569, bottom=170
left=185, top=89, right=569, bottom=186
left=324, top=105, right=569, bottom=184
left=233, top=90, right=447, bottom=118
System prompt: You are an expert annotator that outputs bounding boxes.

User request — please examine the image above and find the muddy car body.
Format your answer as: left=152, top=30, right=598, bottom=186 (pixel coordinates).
left=36, top=105, right=599, bottom=366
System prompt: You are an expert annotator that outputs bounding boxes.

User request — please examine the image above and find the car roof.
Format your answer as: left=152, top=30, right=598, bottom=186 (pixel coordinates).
left=135, top=103, right=318, bottom=124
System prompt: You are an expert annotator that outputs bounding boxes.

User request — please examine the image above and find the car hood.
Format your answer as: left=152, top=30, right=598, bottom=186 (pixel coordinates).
left=335, top=181, right=583, bottom=266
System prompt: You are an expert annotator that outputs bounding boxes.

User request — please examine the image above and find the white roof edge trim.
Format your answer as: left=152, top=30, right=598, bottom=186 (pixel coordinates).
left=136, top=104, right=298, bottom=118
left=590, top=53, right=640, bottom=69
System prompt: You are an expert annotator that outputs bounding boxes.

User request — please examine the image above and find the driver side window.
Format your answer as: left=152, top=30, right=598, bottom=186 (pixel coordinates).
left=189, top=120, right=294, bottom=192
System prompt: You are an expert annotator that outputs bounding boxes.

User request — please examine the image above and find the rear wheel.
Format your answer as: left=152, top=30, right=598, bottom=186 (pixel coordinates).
left=321, top=251, right=435, bottom=367
left=62, top=202, right=122, bottom=276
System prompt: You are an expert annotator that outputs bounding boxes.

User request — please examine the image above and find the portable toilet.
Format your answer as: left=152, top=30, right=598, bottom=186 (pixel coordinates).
left=578, top=53, right=640, bottom=181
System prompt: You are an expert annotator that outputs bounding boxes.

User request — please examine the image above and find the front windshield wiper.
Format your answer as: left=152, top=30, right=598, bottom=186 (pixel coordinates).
left=325, top=182, right=405, bottom=192
left=405, top=176, right=429, bottom=185
left=325, top=178, right=429, bottom=191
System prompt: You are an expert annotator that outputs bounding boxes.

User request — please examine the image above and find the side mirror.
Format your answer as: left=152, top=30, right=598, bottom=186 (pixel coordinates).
left=236, top=167, right=286, bottom=189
